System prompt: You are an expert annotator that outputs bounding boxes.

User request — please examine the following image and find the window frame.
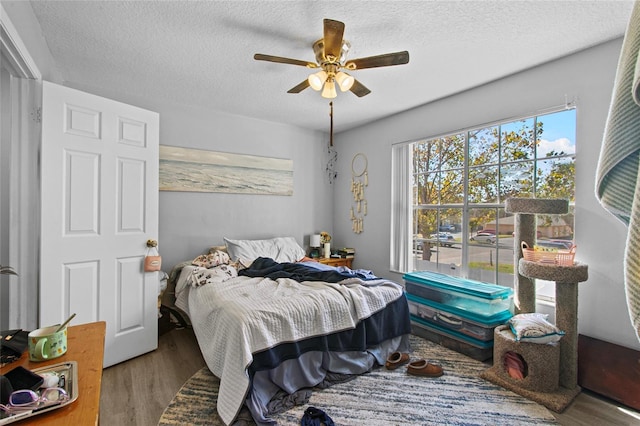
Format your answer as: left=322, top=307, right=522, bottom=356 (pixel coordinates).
left=395, top=107, right=576, bottom=301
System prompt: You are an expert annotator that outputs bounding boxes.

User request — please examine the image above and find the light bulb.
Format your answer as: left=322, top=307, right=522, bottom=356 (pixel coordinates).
left=321, top=80, right=337, bottom=99
left=308, top=71, right=328, bottom=91
left=335, top=71, right=354, bottom=92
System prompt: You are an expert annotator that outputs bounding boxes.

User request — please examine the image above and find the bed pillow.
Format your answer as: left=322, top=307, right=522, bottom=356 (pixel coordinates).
left=192, top=250, right=230, bottom=268
left=208, top=245, right=228, bottom=254
left=224, top=237, right=305, bottom=263
left=508, top=313, right=565, bottom=344
left=189, top=264, right=238, bottom=287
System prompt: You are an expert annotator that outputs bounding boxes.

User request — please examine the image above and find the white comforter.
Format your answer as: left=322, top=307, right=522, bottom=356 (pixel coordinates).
left=174, top=266, right=404, bottom=425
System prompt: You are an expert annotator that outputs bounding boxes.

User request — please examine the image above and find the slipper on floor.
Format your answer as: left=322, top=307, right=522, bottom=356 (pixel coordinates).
left=407, top=359, right=444, bottom=377
left=385, top=352, right=410, bottom=370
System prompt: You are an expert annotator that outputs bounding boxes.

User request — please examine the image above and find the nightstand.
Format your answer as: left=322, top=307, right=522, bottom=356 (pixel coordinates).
left=317, top=257, right=354, bottom=268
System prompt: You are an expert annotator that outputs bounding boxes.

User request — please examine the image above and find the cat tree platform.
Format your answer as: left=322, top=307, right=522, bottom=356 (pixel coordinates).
left=481, top=260, right=589, bottom=412
left=519, top=260, right=588, bottom=390
left=480, top=331, right=580, bottom=413
left=481, top=198, right=589, bottom=413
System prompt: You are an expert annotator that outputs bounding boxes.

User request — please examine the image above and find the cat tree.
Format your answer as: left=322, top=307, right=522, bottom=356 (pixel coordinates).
left=481, top=198, right=588, bottom=412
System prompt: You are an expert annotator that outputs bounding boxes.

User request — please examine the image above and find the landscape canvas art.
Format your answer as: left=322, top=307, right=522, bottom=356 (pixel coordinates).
left=160, top=145, right=293, bottom=195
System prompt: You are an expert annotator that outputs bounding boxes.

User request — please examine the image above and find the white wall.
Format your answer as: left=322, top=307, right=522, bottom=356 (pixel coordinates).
left=1, top=2, right=62, bottom=83
left=153, top=103, right=334, bottom=269
left=333, top=38, right=639, bottom=350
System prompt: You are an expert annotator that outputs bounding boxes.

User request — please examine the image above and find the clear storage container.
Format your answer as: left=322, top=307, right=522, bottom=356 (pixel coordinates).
left=407, top=293, right=512, bottom=342
left=403, top=271, right=513, bottom=318
left=411, top=316, right=494, bottom=361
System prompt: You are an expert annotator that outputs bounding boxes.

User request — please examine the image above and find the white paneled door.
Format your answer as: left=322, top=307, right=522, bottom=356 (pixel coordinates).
left=40, top=81, right=159, bottom=367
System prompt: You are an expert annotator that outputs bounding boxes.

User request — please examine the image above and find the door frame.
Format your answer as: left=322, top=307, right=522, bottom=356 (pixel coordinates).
left=1, top=3, right=41, bottom=330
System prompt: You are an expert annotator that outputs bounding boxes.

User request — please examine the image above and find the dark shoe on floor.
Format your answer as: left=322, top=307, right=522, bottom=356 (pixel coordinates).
left=407, top=359, right=444, bottom=377
left=385, top=351, right=410, bottom=370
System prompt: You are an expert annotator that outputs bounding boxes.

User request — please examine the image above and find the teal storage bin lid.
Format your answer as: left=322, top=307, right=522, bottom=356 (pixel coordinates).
left=403, top=271, right=513, bottom=300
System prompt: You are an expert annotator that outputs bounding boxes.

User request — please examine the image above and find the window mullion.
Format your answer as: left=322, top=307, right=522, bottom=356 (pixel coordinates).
left=461, top=130, right=470, bottom=276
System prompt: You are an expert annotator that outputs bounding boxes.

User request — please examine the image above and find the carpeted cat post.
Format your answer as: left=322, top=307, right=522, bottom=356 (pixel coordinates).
left=481, top=198, right=588, bottom=413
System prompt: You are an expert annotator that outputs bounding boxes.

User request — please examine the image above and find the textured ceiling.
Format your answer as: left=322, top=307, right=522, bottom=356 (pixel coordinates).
left=28, top=0, right=634, bottom=133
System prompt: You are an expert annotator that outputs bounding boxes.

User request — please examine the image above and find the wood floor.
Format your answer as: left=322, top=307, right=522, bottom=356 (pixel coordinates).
left=99, top=327, right=640, bottom=426
left=100, top=327, right=206, bottom=425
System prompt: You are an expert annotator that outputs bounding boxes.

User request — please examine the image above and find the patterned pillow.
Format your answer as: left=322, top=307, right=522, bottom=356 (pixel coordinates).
left=188, top=264, right=238, bottom=287
left=192, top=250, right=230, bottom=268
left=508, top=313, right=565, bottom=344
left=208, top=245, right=227, bottom=254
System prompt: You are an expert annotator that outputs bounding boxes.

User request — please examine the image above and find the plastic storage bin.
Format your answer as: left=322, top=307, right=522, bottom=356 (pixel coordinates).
left=403, top=271, right=514, bottom=318
left=411, top=316, right=494, bottom=361
left=407, top=293, right=512, bottom=342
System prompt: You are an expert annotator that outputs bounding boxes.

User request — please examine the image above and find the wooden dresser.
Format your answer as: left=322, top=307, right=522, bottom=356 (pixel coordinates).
left=0, top=321, right=106, bottom=425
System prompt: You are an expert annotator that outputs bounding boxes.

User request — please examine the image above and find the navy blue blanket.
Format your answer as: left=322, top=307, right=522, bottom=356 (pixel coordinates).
left=239, top=257, right=376, bottom=282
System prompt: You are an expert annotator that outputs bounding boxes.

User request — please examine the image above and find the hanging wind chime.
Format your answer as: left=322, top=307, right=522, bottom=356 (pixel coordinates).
left=350, top=153, right=367, bottom=233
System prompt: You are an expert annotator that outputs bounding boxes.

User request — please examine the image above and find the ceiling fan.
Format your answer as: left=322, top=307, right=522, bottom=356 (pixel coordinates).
left=254, top=19, right=409, bottom=99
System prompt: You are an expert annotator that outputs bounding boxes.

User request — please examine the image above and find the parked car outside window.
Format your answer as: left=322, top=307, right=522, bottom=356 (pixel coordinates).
left=536, top=240, right=574, bottom=250
left=470, top=232, right=496, bottom=244
left=413, top=234, right=424, bottom=251
left=429, top=232, right=454, bottom=247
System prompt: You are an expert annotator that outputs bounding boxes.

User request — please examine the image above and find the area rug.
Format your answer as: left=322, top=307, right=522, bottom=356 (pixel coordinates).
left=158, top=334, right=557, bottom=425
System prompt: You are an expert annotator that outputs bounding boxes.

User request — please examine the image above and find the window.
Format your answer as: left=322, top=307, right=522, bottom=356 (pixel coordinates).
left=393, top=109, right=576, bottom=301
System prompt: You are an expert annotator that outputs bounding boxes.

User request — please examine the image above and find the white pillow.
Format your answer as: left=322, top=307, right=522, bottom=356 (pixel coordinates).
left=508, top=313, right=565, bottom=344
left=223, top=237, right=305, bottom=263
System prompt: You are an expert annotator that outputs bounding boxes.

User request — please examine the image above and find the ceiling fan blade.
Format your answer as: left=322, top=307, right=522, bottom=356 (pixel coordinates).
left=254, top=53, right=318, bottom=68
left=323, top=19, right=345, bottom=60
left=287, top=80, right=310, bottom=93
left=345, top=51, right=410, bottom=70
left=349, top=79, right=371, bottom=97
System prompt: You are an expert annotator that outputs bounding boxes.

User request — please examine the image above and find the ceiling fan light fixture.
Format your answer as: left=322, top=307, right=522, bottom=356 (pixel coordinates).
left=308, top=70, right=328, bottom=91
left=335, top=71, right=355, bottom=92
left=254, top=19, right=409, bottom=99
left=321, top=79, right=337, bottom=99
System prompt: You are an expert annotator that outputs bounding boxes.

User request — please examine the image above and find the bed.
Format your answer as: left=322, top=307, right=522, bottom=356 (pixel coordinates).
left=167, top=237, right=411, bottom=425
